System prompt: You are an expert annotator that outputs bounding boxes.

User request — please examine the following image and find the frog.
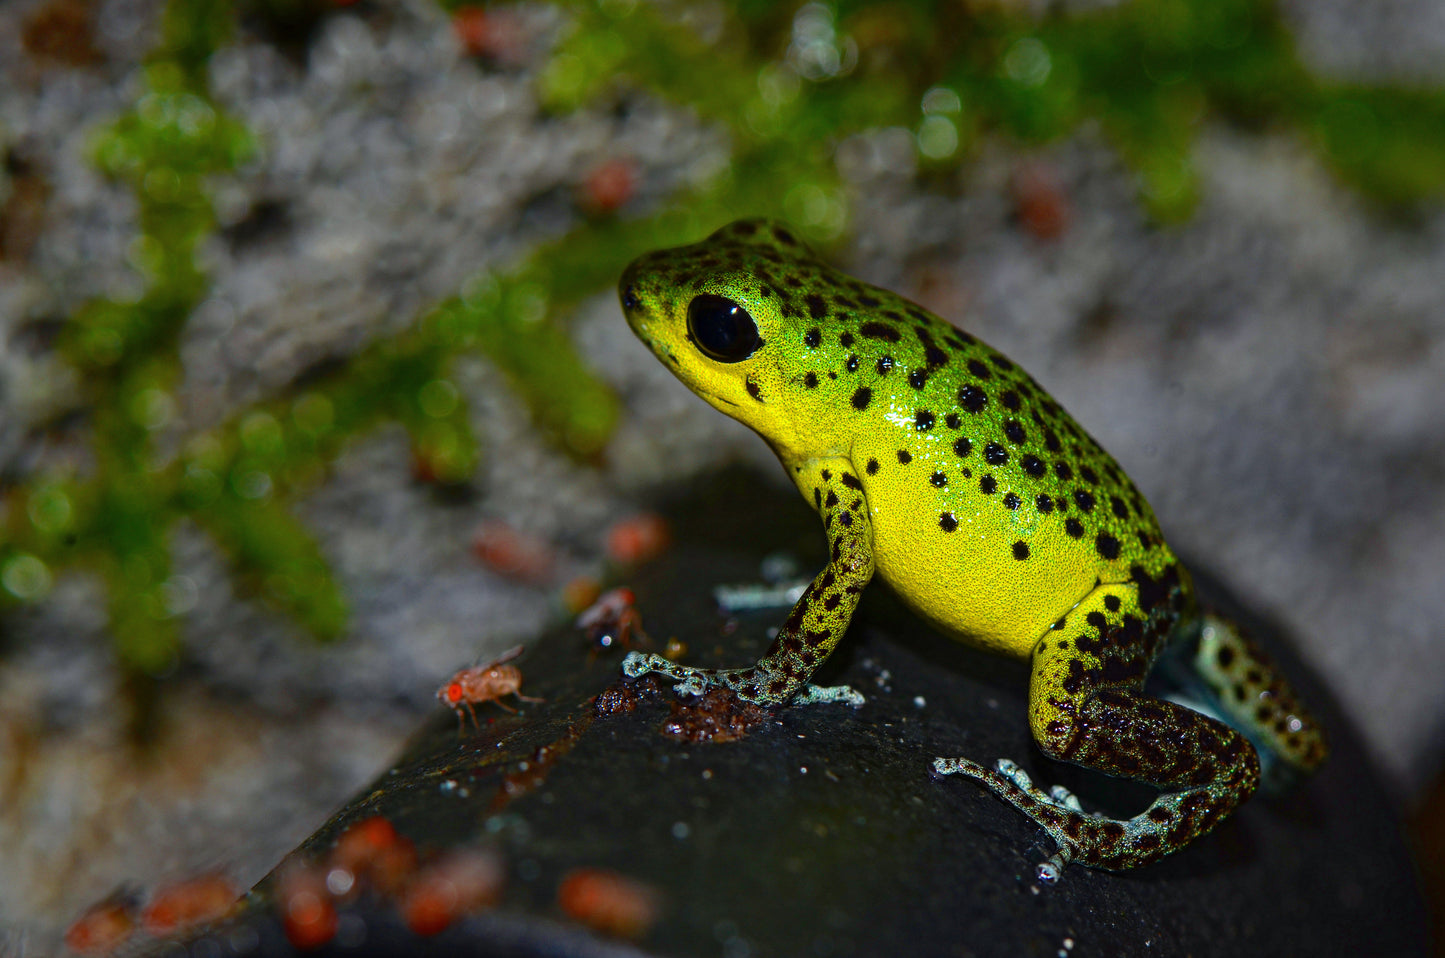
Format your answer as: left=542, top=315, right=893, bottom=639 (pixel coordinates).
left=617, top=218, right=1327, bottom=878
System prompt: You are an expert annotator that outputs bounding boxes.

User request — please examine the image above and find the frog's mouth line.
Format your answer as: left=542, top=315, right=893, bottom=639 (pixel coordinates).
left=635, top=324, right=739, bottom=408
left=684, top=376, right=738, bottom=408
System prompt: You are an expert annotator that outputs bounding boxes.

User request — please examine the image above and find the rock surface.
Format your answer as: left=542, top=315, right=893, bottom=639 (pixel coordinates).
left=151, top=468, right=1428, bottom=958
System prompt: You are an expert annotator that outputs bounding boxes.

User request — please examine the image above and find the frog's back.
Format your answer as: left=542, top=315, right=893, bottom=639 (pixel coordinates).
left=621, top=219, right=1182, bottom=658
left=784, top=269, right=1177, bottom=655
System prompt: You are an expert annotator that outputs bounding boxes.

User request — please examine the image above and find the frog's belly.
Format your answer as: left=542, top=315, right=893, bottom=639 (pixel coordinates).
left=867, top=499, right=1098, bottom=660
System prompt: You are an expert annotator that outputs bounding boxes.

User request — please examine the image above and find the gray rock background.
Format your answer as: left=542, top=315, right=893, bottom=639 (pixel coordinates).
left=1, top=0, right=1443, bottom=947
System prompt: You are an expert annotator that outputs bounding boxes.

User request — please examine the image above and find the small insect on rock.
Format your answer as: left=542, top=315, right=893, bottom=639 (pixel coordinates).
left=576, top=586, right=646, bottom=653
left=438, top=645, right=544, bottom=732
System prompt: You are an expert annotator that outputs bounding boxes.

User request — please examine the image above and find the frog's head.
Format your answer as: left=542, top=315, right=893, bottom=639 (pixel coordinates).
left=619, top=218, right=845, bottom=458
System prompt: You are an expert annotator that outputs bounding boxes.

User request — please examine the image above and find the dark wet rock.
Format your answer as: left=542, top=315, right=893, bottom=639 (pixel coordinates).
left=657, top=688, right=773, bottom=744
left=146, top=467, right=1427, bottom=958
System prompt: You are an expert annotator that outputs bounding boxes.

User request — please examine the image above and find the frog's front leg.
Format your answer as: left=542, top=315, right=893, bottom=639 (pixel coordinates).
left=622, top=458, right=873, bottom=708
left=935, top=582, right=1261, bottom=877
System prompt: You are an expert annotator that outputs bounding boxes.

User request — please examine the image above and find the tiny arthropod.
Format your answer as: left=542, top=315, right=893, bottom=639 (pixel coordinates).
left=276, top=860, right=337, bottom=950
left=557, top=867, right=660, bottom=939
left=471, top=520, right=556, bottom=584
left=400, top=848, right=505, bottom=936
left=581, top=158, right=638, bottom=215
left=604, top=513, right=671, bottom=565
left=64, top=889, right=138, bottom=956
left=330, top=816, right=416, bottom=897
left=140, top=872, right=238, bottom=935
left=576, top=587, right=645, bottom=652
left=438, top=645, right=544, bottom=730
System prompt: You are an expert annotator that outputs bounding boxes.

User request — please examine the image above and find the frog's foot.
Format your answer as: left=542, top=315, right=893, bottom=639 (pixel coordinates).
left=933, top=755, right=1094, bottom=881
left=621, top=652, right=863, bottom=707
left=790, top=682, right=865, bottom=707
left=934, top=754, right=1250, bottom=878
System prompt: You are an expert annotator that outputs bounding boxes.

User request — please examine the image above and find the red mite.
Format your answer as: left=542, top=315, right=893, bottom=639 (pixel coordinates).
left=557, top=867, right=660, bottom=939
left=438, top=645, right=544, bottom=731
left=140, top=872, right=239, bottom=935
left=276, top=860, right=337, bottom=950
left=400, top=849, right=505, bottom=936
left=331, top=816, right=417, bottom=897
left=604, top=513, right=671, bottom=565
left=64, top=891, right=138, bottom=956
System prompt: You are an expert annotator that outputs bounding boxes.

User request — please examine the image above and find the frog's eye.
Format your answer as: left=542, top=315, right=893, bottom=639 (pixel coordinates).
left=687, top=294, right=761, bottom=363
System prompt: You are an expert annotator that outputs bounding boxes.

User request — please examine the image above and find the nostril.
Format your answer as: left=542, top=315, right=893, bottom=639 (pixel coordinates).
left=622, top=285, right=641, bottom=311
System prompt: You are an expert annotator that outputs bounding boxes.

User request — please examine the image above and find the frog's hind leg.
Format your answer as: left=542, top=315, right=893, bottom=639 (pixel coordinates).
left=1192, top=612, right=1327, bottom=781
left=935, top=582, right=1261, bottom=877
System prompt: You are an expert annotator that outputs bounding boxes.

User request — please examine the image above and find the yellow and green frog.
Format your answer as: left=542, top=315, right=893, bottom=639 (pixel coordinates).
left=618, top=219, right=1326, bottom=879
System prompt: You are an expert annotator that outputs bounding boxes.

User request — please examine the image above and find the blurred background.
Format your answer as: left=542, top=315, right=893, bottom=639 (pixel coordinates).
left=2, top=0, right=1444, bottom=950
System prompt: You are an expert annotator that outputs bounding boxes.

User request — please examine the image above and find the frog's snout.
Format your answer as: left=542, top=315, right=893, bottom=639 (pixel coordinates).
left=618, top=257, right=640, bottom=311
left=619, top=261, right=663, bottom=351
left=619, top=257, right=655, bottom=327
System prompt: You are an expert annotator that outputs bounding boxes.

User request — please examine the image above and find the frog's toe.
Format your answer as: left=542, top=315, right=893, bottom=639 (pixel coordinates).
left=793, top=683, right=865, bottom=707
left=1049, top=784, right=1084, bottom=813
left=1036, top=849, right=1073, bottom=884
left=932, top=755, right=988, bottom=778
left=982, top=761, right=1092, bottom=821
left=993, top=759, right=1058, bottom=805
left=622, top=652, right=702, bottom=687
left=995, top=758, right=1031, bottom=788
left=934, top=756, right=1085, bottom=875
left=675, top=674, right=709, bottom=697
left=932, top=754, right=1024, bottom=791
left=620, top=651, right=655, bottom=677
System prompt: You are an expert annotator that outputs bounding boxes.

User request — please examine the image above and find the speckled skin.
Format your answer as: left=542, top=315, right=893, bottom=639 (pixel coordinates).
left=618, top=219, right=1326, bottom=875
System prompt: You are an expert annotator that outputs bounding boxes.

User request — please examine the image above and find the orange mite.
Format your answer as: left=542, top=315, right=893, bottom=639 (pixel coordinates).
left=581, top=158, right=638, bottom=215
left=561, top=576, right=604, bottom=616
left=276, top=860, right=337, bottom=950
left=140, top=872, right=238, bottom=936
left=471, top=520, right=556, bottom=584
left=1010, top=161, right=1071, bottom=241
left=604, top=513, right=671, bottom=565
left=557, top=867, right=660, bottom=939
left=400, top=849, right=505, bottom=936
left=437, top=645, right=544, bottom=731
left=450, top=6, right=529, bottom=66
left=64, top=891, right=137, bottom=956
left=330, top=815, right=417, bottom=896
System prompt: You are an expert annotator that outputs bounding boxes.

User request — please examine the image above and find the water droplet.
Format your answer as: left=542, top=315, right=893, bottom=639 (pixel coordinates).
left=1004, top=38, right=1052, bottom=88
left=1, top=554, right=51, bottom=600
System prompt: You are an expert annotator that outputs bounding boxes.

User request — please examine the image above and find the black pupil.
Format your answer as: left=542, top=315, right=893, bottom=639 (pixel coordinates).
left=687, top=294, right=760, bottom=362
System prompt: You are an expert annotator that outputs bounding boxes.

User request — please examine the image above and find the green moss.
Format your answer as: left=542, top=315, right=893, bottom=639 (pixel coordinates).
left=5, top=1, right=262, bottom=671
left=547, top=0, right=1445, bottom=219
left=4, top=0, right=1445, bottom=677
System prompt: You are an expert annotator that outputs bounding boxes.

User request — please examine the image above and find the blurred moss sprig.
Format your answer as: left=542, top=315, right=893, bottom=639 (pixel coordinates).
left=5, top=0, right=1445, bottom=679
left=543, top=0, right=1445, bottom=221
left=4, top=0, right=265, bottom=672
